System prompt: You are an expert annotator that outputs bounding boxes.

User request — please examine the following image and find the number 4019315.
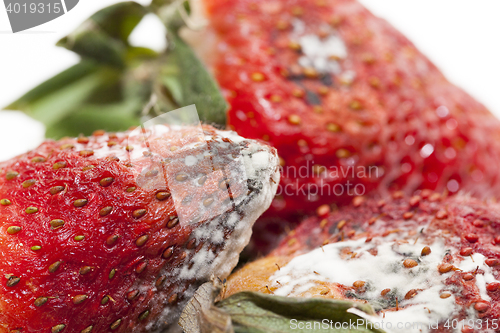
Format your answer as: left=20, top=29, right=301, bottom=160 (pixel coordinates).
left=6, top=2, right=62, bottom=14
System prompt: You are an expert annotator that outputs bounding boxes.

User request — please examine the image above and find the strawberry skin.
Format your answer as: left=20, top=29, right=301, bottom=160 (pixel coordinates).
left=198, top=0, right=500, bottom=219
left=0, top=125, right=279, bottom=333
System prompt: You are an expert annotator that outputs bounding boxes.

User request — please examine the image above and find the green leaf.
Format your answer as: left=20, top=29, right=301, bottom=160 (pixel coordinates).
left=4, top=62, right=123, bottom=128
left=30, top=69, right=120, bottom=127
left=89, top=1, right=148, bottom=41
left=126, top=47, right=160, bottom=62
left=57, top=1, right=149, bottom=67
left=155, top=33, right=228, bottom=125
left=216, top=292, right=385, bottom=333
left=45, top=98, right=143, bottom=139
left=58, top=31, right=127, bottom=68
left=4, top=61, right=99, bottom=111
left=152, top=0, right=191, bottom=33
left=150, top=0, right=176, bottom=10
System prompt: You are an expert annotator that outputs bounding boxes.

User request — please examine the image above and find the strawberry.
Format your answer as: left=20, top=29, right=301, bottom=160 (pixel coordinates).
left=0, top=124, right=279, bottom=333
left=194, top=0, right=500, bottom=221
left=273, top=192, right=500, bottom=257
left=224, top=192, right=500, bottom=330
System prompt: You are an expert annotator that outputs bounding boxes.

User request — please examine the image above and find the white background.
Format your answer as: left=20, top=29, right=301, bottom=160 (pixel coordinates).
left=0, top=0, right=499, bottom=160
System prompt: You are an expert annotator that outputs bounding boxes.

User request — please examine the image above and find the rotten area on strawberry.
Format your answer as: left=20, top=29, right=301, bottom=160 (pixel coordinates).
left=0, top=109, right=281, bottom=332
left=225, top=192, right=500, bottom=330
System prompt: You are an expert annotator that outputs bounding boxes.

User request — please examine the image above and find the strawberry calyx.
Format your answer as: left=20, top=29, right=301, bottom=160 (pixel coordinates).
left=4, top=0, right=228, bottom=139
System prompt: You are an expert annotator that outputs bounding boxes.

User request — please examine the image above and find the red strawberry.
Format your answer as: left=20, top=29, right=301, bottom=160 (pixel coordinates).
left=0, top=124, right=279, bottom=333
left=224, top=192, right=500, bottom=329
left=193, top=0, right=500, bottom=221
